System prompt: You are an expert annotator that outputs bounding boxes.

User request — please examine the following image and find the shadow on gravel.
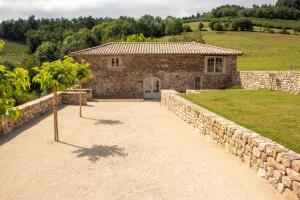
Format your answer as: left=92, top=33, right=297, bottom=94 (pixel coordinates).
left=82, top=117, right=123, bottom=126
left=59, top=141, right=127, bottom=163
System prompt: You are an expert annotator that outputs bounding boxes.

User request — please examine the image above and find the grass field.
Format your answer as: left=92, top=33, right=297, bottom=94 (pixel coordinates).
left=160, top=31, right=300, bottom=71
left=0, top=38, right=28, bottom=66
left=180, top=90, right=300, bottom=153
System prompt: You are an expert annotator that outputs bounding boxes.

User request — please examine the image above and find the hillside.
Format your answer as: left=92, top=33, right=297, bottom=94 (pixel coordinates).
left=160, top=30, right=300, bottom=71
left=0, top=39, right=28, bottom=66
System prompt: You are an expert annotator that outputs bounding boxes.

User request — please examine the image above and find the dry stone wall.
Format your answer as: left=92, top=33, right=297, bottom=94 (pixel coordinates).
left=0, top=91, right=88, bottom=136
left=161, top=90, right=300, bottom=200
left=236, top=71, right=300, bottom=94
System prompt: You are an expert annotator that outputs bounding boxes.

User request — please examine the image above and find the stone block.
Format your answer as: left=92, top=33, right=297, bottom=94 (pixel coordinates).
left=283, top=188, right=299, bottom=200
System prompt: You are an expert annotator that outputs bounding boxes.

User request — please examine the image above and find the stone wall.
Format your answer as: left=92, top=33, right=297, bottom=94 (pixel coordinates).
left=161, top=90, right=300, bottom=200
left=236, top=71, right=300, bottom=94
left=62, top=91, right=87, bottom=105
left=73, top=54, right=237, bottom=98
left=0, top=91, right=88, bottom=136
left=67, top=89, right=93, bottom=100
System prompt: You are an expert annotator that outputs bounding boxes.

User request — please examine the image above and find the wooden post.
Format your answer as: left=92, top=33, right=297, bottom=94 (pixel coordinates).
left=53, top=87, right=59, bottom=141
left=79, top=83, right=82, bottom=117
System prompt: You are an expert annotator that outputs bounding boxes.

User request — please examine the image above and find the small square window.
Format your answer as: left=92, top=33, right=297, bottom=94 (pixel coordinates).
left=111, top=57, right=121, bottom=68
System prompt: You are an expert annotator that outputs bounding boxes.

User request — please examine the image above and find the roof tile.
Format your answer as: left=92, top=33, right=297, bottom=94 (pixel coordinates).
left=70, top=42, right=243, bottom=56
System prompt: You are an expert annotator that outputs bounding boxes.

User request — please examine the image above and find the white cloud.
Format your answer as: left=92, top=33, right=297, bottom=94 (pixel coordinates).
left=0, top=0, right=277, bottom=20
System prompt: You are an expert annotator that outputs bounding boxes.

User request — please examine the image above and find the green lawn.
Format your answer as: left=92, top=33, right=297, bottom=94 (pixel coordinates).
left=180, top=90, right=300, bottom=153
left=160, top=31, right=300, bottom=71
left=0, top=38, right=28, bottom=66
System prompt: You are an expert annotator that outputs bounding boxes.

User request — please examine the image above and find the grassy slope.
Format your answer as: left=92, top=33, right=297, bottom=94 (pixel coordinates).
left=160, top=23, right=300, bottom=71
left=180, top=90, right=300, bottom=153
left=0, top=38, right=28, bottom=66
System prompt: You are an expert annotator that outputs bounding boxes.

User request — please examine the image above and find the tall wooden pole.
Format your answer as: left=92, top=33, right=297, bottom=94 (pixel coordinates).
left=53, top=87, right=59, bottom=141
left=79, top=82, right=82, bottom=117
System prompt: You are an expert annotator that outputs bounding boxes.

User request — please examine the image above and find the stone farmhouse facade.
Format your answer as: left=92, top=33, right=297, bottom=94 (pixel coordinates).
left=71, top=42, right=243, bottom=99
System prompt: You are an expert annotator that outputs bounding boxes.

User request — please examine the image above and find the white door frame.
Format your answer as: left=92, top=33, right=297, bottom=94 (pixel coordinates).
left=143, top=77, right=161, bottom=99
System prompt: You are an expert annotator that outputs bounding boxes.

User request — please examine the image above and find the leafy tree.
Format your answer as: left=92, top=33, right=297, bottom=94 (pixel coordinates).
left=198, top=22, right=204, bottom=31
left=0, top=66, right=30, bottom=121
left=74, top=60, right=93, bottom=117
left=33, top=56, right=77, bottom=141
left=125, top=33, right=157, bottom=42
left=34, top=41, right=62, bottom=63
left=165, top=19, right=183, bottom=35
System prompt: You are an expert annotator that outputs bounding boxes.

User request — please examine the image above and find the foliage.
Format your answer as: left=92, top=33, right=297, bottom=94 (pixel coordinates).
left=33, top=56, right=77, bottom=91
left=180, top=90, right=300, bottom=153
left=207, top=4, right=300, bottom=20
left=231, top=19, right=253, bottom=31
left=34, top=41, right=62, bottom=63
left=165, top=19, right=183, bottom=35
left=125, top=33, right=157, bottom=42
left=276, top=0, right=300, bottom=9
left=198, top=22, right=204, bottom=31
left=0, top=40, right=4, bottom=50
left=0, top=65, right=30, bottom=120
left=183, top=24, right=192, bottom=32
left=74, top=60, right=93, bottom=83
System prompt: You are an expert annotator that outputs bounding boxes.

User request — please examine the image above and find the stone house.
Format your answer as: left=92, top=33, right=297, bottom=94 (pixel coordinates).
left=71, top=42, right=242, bottom=99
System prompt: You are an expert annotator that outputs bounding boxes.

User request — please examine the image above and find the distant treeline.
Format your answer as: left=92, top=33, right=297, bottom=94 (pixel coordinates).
left=183, top=0, right=300, bottom=22
left=0, top=15, right=186, bottom=63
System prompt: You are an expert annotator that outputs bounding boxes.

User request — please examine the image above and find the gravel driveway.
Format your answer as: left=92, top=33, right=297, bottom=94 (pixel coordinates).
left=0, top=101, right=284, bottom=200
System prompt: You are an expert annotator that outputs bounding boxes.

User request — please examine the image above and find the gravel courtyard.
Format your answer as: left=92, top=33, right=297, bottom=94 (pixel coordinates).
left=0, top=101, right=284, bottom=200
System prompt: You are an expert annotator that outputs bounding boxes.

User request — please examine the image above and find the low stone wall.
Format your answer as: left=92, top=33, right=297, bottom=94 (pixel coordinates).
left=236, top=71, right=300, bottom=94
left=0, top=91, right=88, bottom=136
left=161, top=90, right=300, bottom=200
left=62, top=91, right=87, bottom=105
left=67, top=89, right=92, bottom=100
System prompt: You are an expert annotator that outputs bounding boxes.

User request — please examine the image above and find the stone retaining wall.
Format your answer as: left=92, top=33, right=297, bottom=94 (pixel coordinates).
left=236, top=71, right=300, bottom=94
left=62, top=91, right=87, bottom=105
left=0, top=91, right=88, bottom=136
left=67, top=89, right=92, bottom=100
left=161, top=90, right=300, bottom=200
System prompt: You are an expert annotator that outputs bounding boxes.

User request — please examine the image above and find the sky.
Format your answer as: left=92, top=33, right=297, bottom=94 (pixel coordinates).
left=0, top=0, right=277, bottom=20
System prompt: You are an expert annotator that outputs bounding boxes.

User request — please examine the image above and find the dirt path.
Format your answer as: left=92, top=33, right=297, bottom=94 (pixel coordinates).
left=0, top=101, right=284, bottom=200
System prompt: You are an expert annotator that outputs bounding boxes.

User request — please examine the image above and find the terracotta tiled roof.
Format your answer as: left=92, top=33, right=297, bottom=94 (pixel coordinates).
left=70, top=42, right=243, bottom=56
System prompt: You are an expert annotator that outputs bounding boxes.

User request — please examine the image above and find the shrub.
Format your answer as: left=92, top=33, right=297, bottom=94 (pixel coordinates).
left=183, top=24, right=192, bottom=32
left=198, top=22, right=204, bottom=31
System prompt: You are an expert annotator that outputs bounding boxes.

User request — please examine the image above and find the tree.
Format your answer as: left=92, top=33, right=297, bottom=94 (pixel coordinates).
left=165, top=19, right=183, bottom=35
left=34, top=41, right=62, bottom=63
left=74, top=60, right=93, bottom=117
left=0, top=66, right=30, bottom=122
left=213, top=22, right=223, bottom=31
left=33, top=56, right=76, bottom=141
left=198, top=22, right=204, bottom=31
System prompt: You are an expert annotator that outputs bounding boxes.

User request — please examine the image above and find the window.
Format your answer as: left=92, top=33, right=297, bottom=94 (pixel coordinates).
left=111, top=57, right=121, bottom=67
left=194, top=77, right=202, bottom=90
left=206, top=57, right=223, bottom=74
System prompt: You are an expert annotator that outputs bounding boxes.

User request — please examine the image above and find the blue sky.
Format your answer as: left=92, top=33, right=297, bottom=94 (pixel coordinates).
left=0, top=0, right=277, bottom=20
